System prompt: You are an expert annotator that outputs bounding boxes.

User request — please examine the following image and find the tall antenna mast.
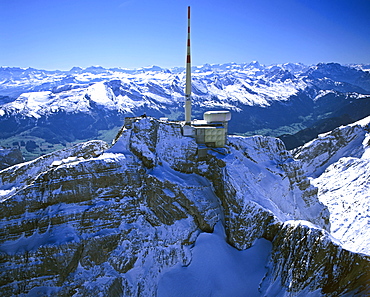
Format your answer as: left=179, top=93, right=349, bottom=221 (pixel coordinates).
left=185, top=6, right=192, bottom=124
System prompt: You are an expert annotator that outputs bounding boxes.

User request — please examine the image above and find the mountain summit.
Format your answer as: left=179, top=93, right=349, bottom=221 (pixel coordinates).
left=0, top=116, right=369, bottom=296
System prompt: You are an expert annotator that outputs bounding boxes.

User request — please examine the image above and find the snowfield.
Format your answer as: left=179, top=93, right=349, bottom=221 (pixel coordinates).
left=313, top=157, right=370, bottom=254
left=157, top=222, right=272, bottom=297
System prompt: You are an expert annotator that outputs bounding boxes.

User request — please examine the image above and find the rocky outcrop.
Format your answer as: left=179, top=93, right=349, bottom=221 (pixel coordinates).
left=204, top=135, right=330, bottom=250
left=293, top=119, right=370, bottom=177
left=262, top=221, right=370, bottom=296
left=0, top=119, right=221, bottom=296
left=0, top=147, right=24, bottom=170
left=0, top=117, right=368, bottom=296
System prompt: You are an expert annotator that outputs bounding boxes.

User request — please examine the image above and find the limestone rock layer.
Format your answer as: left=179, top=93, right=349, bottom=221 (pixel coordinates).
left=0, top=117, right=368, bottom=296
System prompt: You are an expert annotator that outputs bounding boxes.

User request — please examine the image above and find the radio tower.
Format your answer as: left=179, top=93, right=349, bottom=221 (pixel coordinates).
left=185, top=6, right=192, bottom=124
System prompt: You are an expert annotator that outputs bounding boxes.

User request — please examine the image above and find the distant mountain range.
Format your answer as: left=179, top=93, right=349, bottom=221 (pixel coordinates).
left=1, top=62, right=370, bottom=160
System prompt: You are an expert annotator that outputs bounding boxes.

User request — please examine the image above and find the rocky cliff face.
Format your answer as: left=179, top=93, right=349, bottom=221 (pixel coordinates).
left=0, top=147, right=24, bottom=170
left=0, top=117, right=369, bottom=296
left=263, top=221, right=370, bottom=296
left=293, top=118, right=369, bottom=178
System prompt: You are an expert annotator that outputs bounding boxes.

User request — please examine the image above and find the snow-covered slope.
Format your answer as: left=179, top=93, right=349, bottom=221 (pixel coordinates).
left=0, top=63, right=304, bottom=116
left=294, top=116, right=370, bottom=255
left=1, top=62, right=370, bottom=117
left=1, top=117, right=369, bottom=296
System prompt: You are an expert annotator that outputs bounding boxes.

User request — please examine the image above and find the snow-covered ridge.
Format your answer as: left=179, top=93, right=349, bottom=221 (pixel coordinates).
left=1, top=62, right=370, bottom=118
left=294, top=115, right=370, bottom=254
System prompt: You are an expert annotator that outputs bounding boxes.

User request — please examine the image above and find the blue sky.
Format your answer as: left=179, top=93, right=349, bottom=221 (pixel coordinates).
left=1, top=0, right=369, bottom=70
